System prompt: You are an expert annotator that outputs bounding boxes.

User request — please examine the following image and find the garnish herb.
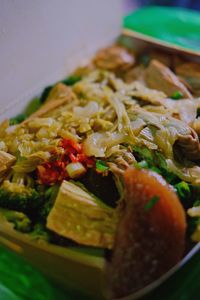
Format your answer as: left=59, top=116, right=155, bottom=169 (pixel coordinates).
left=175, top=181, right=191, bottom=199
left=144, top=195, right=160, bottom=211
left=96, top=160, right=109, bottom=172
left=134, top=160, right=148, bottom=169
left=171, top=91, right=183, bottom=100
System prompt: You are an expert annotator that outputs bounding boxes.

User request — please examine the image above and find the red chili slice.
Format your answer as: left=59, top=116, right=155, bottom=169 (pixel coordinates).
left=37, top=161, right=67, bottom=185
left=37, top=139, right=95, bottom=185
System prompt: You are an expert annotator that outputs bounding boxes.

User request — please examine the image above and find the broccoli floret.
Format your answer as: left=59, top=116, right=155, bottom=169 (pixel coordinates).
left=0, top=178, right=41, bottom=214
left=1, top=209, right=32, bottom=233
left=39, top=184, right=60, bottom=221
left=30, top=223, right=51, bottom=242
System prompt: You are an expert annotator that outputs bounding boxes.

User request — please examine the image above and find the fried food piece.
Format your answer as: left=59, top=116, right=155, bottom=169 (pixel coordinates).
left=147, top=49, right=173, bottom=68
left=93, top=45, right=135, bottom=74
left=145, top=59, right=192, bottom=98
left=47, top=180, right=118, bottom=249
left=123, top=64, right=145, bottom=83
left=106, top=168, right=186, bottom=298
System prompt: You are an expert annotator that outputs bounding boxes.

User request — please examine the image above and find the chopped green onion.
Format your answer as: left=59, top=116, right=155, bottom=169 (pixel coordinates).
left=144, top=195, right=160, bottom=211
left=133, top=146, right=153, bottom=162
left=149, top=166, right=162, bottom=174
left=62, top=75, right=81, bottom=86
left=135, top=160, right=148, bottom=169
left=66, top=162, right=86, bottom=179
left=175, top=181, right=191, bottom=199
left=96, top=160, right=109, bottom=172
left=171, top=91, right=183, bottom=100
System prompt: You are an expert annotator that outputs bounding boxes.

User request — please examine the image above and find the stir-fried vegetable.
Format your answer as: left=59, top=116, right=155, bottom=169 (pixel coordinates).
left=0, top=180, right=41, bottom=213
left=1, top=209, right=31, bottom=233
left=171, top=90, right=183, bottom=100
left=1, top=42, right=200, bottom=296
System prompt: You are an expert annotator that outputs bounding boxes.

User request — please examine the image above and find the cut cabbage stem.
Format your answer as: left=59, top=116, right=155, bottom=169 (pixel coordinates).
left=66, top=162, right=86, bottom=179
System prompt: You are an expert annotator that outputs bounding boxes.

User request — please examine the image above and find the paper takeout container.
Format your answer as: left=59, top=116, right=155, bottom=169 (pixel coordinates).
left=0, top=2, right=200, bottom=299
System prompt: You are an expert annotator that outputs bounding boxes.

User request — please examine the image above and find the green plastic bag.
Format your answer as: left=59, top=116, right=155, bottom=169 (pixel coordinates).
left=123, top=6, right=200, bottom=52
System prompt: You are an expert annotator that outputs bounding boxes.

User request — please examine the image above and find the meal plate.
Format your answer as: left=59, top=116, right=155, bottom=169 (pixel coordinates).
left=1, top=3, right=200, bottom=299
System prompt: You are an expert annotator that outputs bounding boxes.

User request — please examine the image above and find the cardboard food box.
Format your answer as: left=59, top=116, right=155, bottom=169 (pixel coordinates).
left=0, top=2, right=200, bottom=299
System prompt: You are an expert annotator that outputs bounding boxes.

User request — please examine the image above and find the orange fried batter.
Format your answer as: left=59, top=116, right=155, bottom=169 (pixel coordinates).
left=107, top=168, right=186, bottom=298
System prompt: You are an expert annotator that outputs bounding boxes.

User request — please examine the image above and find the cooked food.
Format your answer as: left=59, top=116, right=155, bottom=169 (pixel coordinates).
left=176, top=62, right=200, bottom=96
left=106, top=168, right=186, bottom=297
left=47, top=180, right=118, bottom=248
left=93, top=45, right=135, bottom=75
left=0, top=43, right=200, bottom=297
left=24, top=83, right=76, bottom=122
left=145, top=59, right=192, bottom=98
left=0, top=151, right=16, bottom=179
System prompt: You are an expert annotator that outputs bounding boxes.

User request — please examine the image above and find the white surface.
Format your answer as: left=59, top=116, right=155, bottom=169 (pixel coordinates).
left=0, top=0, right=122, bottom=119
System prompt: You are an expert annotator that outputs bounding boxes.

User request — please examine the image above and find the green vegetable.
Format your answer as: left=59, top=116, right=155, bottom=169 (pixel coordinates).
left=0, top=174, right=41, bottom=214
left=39, top=184, right=60, bottom=220
left=30, top=223, right=51, bottom=242
left=24, top=97, right=42, bottom=115
left=39, top=86, right=52, bottom=103
left=62, top=75, right=81, bottom=86
left=133, top=146, right=178, bottom=184
left=175, top=181, right=191, bottom=199
left=134, top=160, right=148, bottom=169
left=96, top=160, right=109, bottom=172
left=0, top=185, right=40, bottom=214
left=9, top=114, right=26, bottom=125
left=171, top=91, right=183, bottom=100
left=2, top=209, right=31, bottom=233
left=9, top=98, right=42, bottom=124
left=133, top=145, right=153, bottom=162
left=144, top=196, right=160, bottom=211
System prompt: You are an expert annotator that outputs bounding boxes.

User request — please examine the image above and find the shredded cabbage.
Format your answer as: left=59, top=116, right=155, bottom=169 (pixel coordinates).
left=1, top=69, right=200, bottom=185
